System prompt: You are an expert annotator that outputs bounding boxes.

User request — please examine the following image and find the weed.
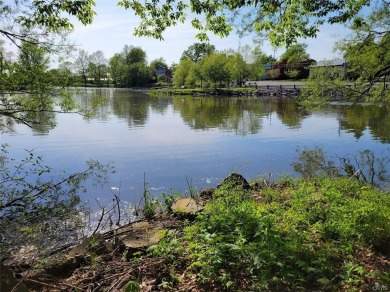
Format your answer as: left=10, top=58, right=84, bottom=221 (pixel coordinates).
left=162, top=191, right=182, bottom=212
left=185, top=175, right=199, bottom=200
left=141, top=173, right=158, bottom=220
left=148, top=230, right=183, bottom=262
left=184, top=176, right=390, bottom=290
left=124, top=281, right=140, bottom=292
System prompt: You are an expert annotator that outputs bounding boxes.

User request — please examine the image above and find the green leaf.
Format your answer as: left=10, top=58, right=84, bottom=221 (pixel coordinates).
left=317, top=277, right=330, bottom=285
left=125, top=281, right=140, bottom=292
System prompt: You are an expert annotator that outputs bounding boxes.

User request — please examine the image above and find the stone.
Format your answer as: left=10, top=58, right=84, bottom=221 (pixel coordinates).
left=43, top=234, right=112, bottom=277
left=171, top=198, right=203, bottom=217
left=0, top=262, right=29, bottom=292
left=216, top=173, right=251, bottom=192
left=116, top=220, right=166, bottom=251
left=44, top=255, right=83, bottom=277
left=199, top=187, right=214, bottom=199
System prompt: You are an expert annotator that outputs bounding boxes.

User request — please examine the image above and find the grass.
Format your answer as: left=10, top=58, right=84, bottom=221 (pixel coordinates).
left=149, top=87, right=258, bottom=96
left=12, top=173, right=389, bottom=291
left=148, top=176, right=390, bottom=291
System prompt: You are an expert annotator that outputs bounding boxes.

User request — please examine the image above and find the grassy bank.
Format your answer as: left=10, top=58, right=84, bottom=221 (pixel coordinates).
left=149, top=175, right=390, bottom=291
left=4, top=174, right=390, bottom=291
left=149, top=87, right=258, bottom=96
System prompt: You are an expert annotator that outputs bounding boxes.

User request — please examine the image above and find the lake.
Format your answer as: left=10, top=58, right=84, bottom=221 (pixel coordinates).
left=3, top=88, right=390, bottom=207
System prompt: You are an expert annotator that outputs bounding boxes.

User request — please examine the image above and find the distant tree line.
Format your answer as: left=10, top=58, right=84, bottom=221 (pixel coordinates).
left=71, top=45, right=170, bottom=88
left=1, top=40, right=318, bottom=92
left=173, top=42, right=317, bottom=88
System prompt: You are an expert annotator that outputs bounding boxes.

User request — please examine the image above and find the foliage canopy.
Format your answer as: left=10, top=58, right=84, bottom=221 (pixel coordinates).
left=304, top=2, right=390, bottom=103
left=118, top=0, right=372, bottom=46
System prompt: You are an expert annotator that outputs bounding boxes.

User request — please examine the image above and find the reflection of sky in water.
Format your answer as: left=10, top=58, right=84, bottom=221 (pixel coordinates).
left=3, top=91, right=389, bottom=207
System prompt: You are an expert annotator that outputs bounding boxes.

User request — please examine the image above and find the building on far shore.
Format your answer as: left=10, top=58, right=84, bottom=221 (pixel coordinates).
left=310, top=59, right=347, bottom=79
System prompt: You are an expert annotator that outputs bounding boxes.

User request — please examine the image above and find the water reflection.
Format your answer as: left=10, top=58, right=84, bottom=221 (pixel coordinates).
left=25, top=88, right=390, bottom=144
left=172, top=97, right=267, bottom=135
left=335, top=104, right=390, bottom=143
left=4, top=88, right=390, bottom=205
left=273, top=98, right=310, bottom=129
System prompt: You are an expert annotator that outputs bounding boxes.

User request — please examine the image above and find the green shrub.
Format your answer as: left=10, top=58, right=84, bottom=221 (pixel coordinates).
left=148, top=176, right=390, bottom=291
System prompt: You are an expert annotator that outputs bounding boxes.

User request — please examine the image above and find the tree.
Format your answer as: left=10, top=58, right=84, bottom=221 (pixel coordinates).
left=149, top=57, right=168, bottom=82
left=127, top=62, right=150, bottom=87
left=272, top=43, right=314, bottom=79
left=181, top=42, right=215, bottom=62
left=50, top=61, right=76, bottom=87
left=268, top=68, right=282, bottom=80
left=226, top=51, right=247, bottom=86
left=337, top=3, right=390, bottom=102
left=0, top=42, right=56, bottom=130
left=0, top=0, right=95, bottom=48
left=74, top=49, right=90, bottom=87
left=237, top=45, right=268, bottom=81
left=189, top=59, right=206, bottom=87
left=108, top=45, right=152, bottom=87
left=173, top=58, right=194, bottom=87
left=109, top=53, right=126, bottom=86
left=119, top=46, right=150, bottom=87
left=125, top=46, right=147, bottom=65
left=0, top=1, right=99, bottom=129
left=202, top=53, right=231, bottom=87
left=304, top=2, right=390, bottom=103
left=88, top=50, right=108, bottom=87
left=118, top=0, right=371, bottom=46
left=16, top=42, right=50, bottom=89
left=279, top=43, right=309, bottom=62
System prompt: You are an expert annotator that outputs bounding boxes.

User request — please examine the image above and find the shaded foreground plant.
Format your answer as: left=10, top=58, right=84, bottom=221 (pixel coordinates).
left=0, top=144, right=114, bottom=256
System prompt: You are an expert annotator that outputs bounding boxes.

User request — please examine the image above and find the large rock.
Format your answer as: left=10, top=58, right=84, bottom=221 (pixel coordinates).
left=171, top=198, right=203, bottom=218
left=0, top=262, right=29, bottom=292
left=115, top=220, right=167, bottom=251
left=43, top=234, right=113, bottom=277
left=216, top=173, right=251, bottom=194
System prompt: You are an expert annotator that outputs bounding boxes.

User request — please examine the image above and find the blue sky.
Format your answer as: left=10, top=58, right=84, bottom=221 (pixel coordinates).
left=69, top=1, right=351, bottom=65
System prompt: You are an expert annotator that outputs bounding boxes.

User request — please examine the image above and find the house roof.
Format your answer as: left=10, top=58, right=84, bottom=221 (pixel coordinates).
left=313, top=59, right=346, bottom=67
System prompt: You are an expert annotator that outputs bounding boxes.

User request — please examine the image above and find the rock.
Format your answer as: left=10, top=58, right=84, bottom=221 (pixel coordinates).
left=115, top=220, right=167, bottom=251
left=43, top=234, right=112, bottom=277
left=171, top=198, right=203, bottom=218
left=199, top=187, right=214, bottom=199
left=44, top=255, right=84, bottom=277
left=216, top=173, right=251, bottom=192
left=0, top=262, right=29, bottom=292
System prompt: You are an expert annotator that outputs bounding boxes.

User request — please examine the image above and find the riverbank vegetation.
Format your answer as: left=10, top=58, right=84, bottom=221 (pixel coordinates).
left=1, top=0, right=390, bottom=290
left=1, top=146, right=389, bottom=291
left=2, top=171, right=389, bottom=291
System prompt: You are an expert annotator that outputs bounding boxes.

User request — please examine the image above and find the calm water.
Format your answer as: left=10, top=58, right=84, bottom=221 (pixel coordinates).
left=3, top=88, right=390, bottom=206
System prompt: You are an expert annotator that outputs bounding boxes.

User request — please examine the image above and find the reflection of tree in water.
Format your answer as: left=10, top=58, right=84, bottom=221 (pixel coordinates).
left=73, top=89, right=171, bottom=128
left=110, top=91, right=168, bottom=128
left=71, top=90, right=390, bottom=142
left=337, top=104, right=390, bottom=143
left=29, top=110, right=57, bottom=135
left=272, top=98, right=310, bottom=129
left=172, top=96, right=267, bottom=135
left=112, top=92, right=150, bottom=128
left=148, top=96, right=171, bottom=115
left=369, top=107, right=390, bottom=143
